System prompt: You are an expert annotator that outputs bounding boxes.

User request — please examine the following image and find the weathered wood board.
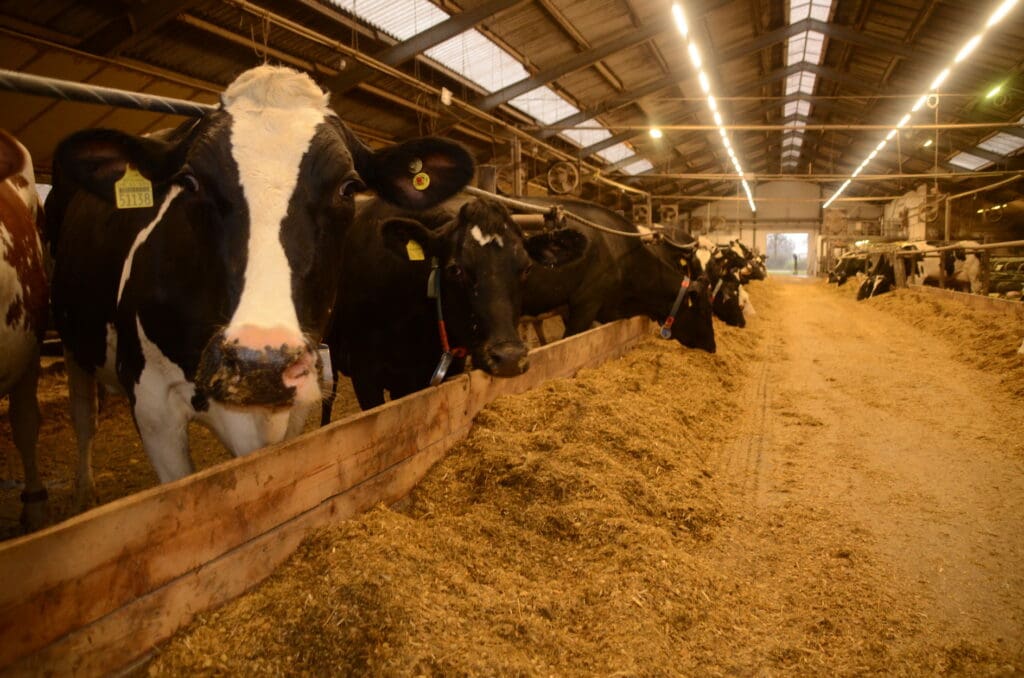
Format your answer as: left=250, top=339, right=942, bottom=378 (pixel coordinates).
left=0, top=316, right=652, bottom=677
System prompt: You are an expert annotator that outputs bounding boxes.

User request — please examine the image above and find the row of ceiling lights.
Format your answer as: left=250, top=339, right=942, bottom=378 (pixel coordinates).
left=672, top=2, right=757, bottom=212
left=822, top=0, right=1021, bottom=208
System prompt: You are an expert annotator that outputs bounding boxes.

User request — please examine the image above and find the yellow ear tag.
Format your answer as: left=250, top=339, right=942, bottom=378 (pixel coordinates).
left=406, top=240, right=425, bottom=261
left=114, top=165, right=154, bottom=210
left=679, top=258, right=687, bottom=267
left=412, top=172, right=431, bottom=191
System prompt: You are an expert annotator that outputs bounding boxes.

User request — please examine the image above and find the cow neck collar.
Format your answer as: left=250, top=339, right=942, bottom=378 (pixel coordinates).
left=429, top=256, right=467, bottom=359
left=659, top=276, right=691, bottom=339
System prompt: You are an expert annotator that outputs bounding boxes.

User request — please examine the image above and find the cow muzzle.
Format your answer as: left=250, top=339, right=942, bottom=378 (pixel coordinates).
left=479, top=340, right=529, bottom=378
left=194, top=327, right=318, bottom=408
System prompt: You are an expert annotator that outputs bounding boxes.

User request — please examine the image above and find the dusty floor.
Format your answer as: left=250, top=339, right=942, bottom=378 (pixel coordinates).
left=137, top=278, right=1024, bottom=676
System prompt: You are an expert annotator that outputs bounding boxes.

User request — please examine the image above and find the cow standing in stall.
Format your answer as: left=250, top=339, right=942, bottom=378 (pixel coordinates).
left=0, top=130, right=48, bottom=531
left=320, top=196, right=586, bottom=415
left=518, top=197, right=717, bottom=353
left=906, top=240, right=983, bottom=293
left=45, top=66, right=474, bottom=508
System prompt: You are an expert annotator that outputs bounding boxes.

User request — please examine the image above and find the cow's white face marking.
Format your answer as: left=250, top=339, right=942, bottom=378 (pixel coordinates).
left=696, top=248, right=712, bottom=270
left=470, top=225, right=503, bottom=248
left=223, top=67, right=333, bottom=335
left=118, top=186, right=182, bottom=303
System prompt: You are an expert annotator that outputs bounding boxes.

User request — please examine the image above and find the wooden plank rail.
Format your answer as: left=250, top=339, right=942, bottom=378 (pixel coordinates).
left=0, top=316, right=651, bottom=677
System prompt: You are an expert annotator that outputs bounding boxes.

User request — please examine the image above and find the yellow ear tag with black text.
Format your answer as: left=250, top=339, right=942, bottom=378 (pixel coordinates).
left=412, top=172, right=431, bottom=191
left=115, top=165, right=154, bottom=210
left=406, top=240, right=425, bottom=261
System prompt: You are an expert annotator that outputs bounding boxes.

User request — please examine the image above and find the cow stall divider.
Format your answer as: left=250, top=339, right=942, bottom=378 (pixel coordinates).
left=0, top=317, right=652, bottom=677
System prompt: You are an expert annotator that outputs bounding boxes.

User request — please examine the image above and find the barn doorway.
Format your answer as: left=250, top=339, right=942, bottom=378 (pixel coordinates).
left=766, top=232, right=809, bottom=276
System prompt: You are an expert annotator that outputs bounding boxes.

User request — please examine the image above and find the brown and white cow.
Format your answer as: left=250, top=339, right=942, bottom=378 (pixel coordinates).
left=0, top=130, right=48, bottom=531
left=46, top=66, right=474, bottom=508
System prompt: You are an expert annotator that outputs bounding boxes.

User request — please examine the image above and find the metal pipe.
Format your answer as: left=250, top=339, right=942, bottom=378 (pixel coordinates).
left=892, top=239, right=1024, bottom=255
left=946, top=174, right=1023, bottom=200
left=0, top=68, right=214, bottom=117
left=637, top=170, right=1021, bottom=182
left=531, top=122, right=1024, bottom=132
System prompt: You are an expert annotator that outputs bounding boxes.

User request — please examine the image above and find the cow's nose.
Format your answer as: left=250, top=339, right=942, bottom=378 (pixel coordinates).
left=195, top=326, right=316, bottom=407
left=486, top=341, right=529, bottom=377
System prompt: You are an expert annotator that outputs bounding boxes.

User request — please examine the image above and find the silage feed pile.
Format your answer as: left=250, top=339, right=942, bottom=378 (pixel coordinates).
left=863, top=287, right=1024, bottom=397
left=146, top=308, right=766, bottom=675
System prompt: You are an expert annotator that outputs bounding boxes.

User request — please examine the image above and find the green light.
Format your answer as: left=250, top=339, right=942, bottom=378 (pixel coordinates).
left=986, top=83, right=1003, bottom=99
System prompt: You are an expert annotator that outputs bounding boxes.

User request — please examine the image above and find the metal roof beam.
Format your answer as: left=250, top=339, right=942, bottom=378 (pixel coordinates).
left=323, top=0, right=525, bottom=94
left=475, top=23, right=663, bottom=111
left=80, top=0, right=204, bottom=56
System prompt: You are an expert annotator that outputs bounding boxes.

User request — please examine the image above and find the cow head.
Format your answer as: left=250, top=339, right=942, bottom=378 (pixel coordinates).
left=53, top=65, right=474, bottom=411
left=655, top=242, right=716, bottom=354
left=381, top=198, right=586, bottom=377
left=705, top=242, right=747, bottom=327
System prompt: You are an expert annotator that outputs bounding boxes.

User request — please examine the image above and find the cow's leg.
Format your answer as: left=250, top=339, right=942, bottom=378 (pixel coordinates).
left=65, top=353, right=98, bottom=510
left=563, top=302, right=600, bottom=337
left=133, top=395, right=193, bottom=482
left=9, top=355, right=46, bottom=531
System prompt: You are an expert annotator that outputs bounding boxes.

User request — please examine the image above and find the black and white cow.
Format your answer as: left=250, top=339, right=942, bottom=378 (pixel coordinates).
left=519, top=197, right=717, bottom=353
left=0, top=130, right=48, bottom=531
left=662, top=232, right=749, bottom=328
left=46, top=66, right=474, bottom=507
left=907, top=240, right=983, bottom=293
left=322, top=196, right=586, bottom=414
left=729, top=239, right=767, bottom=283
left=828, top=255, right=869, bottom=286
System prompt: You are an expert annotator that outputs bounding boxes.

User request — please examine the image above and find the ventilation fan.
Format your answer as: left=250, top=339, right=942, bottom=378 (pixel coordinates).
left=632, top=204, right=651, bottom=225
left=659, top=204, right=679, bottom=224
left=546, top=161, right=580, bottom=194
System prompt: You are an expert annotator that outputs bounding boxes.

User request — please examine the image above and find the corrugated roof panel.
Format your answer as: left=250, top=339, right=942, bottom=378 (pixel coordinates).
left=328, top=0, right=446, bottom=39
left=948, top=152, right=993, bottom=170
left=426, top=30, right=529, bottom=91
left=597, top=143, right=636, bottom=164
left=977, top=132, right=1024, bottom=156
left=620, top=158, right=654, bottom=175
left=508, top=87, right=580, bottom=125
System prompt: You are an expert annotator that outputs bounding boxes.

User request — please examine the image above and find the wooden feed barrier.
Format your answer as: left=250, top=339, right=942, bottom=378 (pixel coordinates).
left=0, top=316, right=652, bottom=677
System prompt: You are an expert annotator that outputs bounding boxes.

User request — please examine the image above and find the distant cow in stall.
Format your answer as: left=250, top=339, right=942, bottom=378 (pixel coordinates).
left=321, top=196, right=586, bottom=415
left=855, top=246, right=917, bottom=300
left=519, top=197, right=717, bottom=353
left=906, top=240, right=983, bottom=293
left=828, top=255, right=870, bottom=286
left=728, top=239, right=768, bottom=283
left=45, top=65, right=474, bottom=508
left=0, top=130, right=48, bottom=531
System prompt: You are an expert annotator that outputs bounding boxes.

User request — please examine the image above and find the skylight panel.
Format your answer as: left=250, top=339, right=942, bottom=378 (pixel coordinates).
left=597, top=143, right=637, bottom=164
left=948, top=152, right=993, bottom=170
left=977, top=132, right=1024, bottom=156
left=784, top=100, right=811, bottom=117
left=620, top=158, right=654, bottom=175
left=786, top=31, right=824, bottom=65
left=507, top=87, right=579, bottom=125
left=784, top=72, right=817, bottom=95
left=782, top=135, right=804, bottom=147
left=427, top=31, right=529, bottom=91
left=790, top=0, right=833, bottom=22
left=329, top=0, right=446, bottom=39
left=560, top=119, right=613, bottom=148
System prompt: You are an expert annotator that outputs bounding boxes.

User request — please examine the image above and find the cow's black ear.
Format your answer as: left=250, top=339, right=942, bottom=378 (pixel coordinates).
left=360, top=137, right=475, bottom=210
left=53, top=129, right=180, bottom=202
left=524, top=228, right=588, bottom=267
left=380, top=217, right=443, bottom=262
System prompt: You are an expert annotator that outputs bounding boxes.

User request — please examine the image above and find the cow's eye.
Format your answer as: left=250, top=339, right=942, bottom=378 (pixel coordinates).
left=446, top=263, right=466, bottom=281
left=339, top=177, right=366, bottom=197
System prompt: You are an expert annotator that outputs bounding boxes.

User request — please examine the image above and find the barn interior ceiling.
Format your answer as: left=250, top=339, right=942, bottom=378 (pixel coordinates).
left=0, top=0, right=1021, bottom=213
